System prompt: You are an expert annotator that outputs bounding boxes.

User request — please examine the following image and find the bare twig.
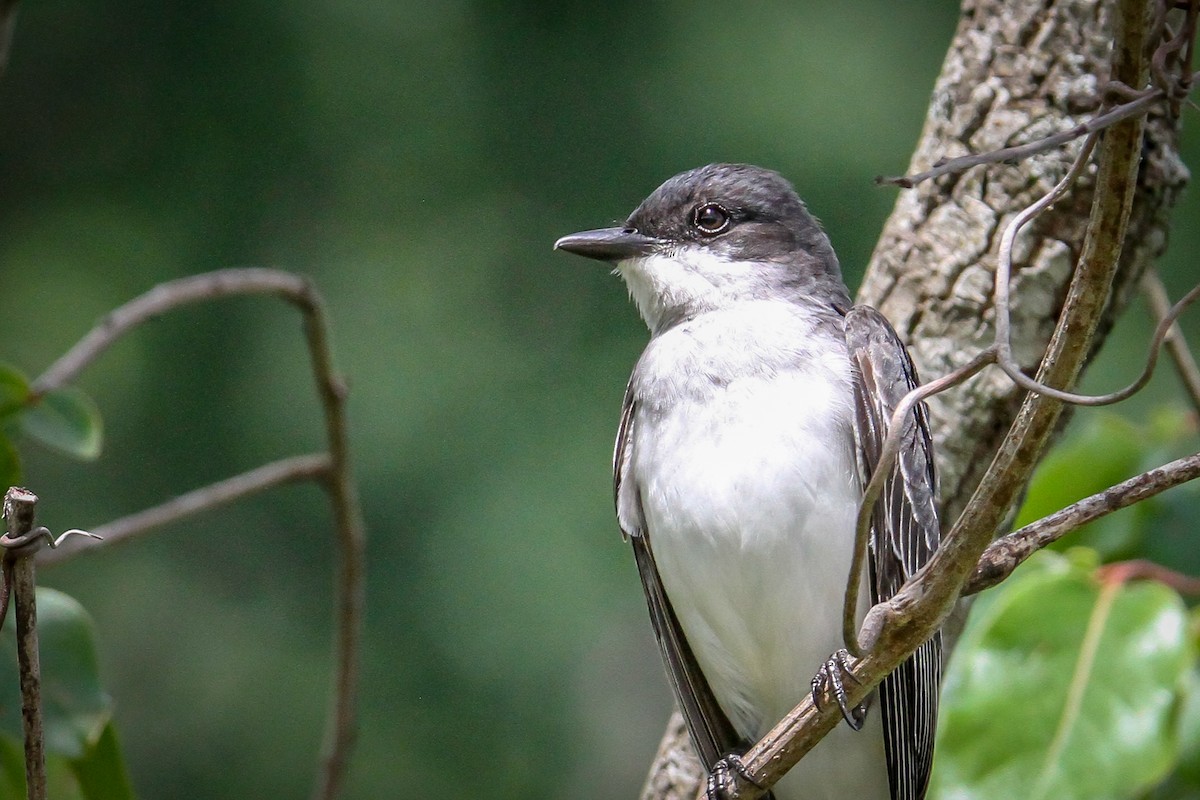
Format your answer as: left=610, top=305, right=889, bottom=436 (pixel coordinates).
left=843, top=113, right=1196, bottom=658
left=993, top=280, right=1200, bottom=405
left=992, top=134, right=1100, bottom=371
left=878, top=90, right=1157, bottom=187
left=878, top=67, right=1200, bottom=188
left=2, top=487, right=47, bottom=800
left=842, top=347, right=997, bottom=655
left=964, top=451, right=1200, bottom=594
left=900, top=0, right=1152, bottom=650
left=38, top=454, right=332, bottom=566
left=295, top=288, right=365, bottom=800
left=842, top=131, right=1102, bottom=658
left=32, top=268, right=365, bottom=800
left=1142, top=269, right=1200, bottom=413
left=36, top=269, right=313, bottom=396
left=993, top=145, right=1200, bottom=405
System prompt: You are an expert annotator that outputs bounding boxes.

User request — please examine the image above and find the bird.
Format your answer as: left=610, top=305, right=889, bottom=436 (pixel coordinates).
left=554, top=163, right=941, bottom=800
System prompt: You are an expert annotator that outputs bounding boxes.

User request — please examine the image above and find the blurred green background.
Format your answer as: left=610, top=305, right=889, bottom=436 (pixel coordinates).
left=1, top=2, right=1197, bottom=798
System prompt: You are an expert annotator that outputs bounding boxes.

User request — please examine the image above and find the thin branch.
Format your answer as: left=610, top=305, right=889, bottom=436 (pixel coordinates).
left=993, top=152, right=1200, bottom=405
left=38, top=454, right=332, bottom=566
left=296, top=285, right=366, bottom=800
left=964, top=451, right=1200, bottom=595
left=1142, top=268, right=1200, bottom=414
left=3, top=488, right=47, bottom=800
left=843, top=108, right=1196, bottom=655
left=877, top=68, right=1200, bottom=188
left=899, top=0, right=1152, bottom=648
left=35, top=268, right=311, bottom=396
left=841, top=347, right=997, bottom=655
left=992, top=134, right=1100, bottom=364
left=32, top=268, right=365, bottom=800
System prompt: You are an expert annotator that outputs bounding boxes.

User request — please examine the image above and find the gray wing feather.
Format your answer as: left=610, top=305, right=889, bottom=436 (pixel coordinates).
left=844, top=306, right=942, bottom=800
left=614, top=378, right=745, bottom=771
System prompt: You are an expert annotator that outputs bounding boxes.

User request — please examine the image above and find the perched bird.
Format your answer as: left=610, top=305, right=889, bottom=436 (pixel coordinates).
left=555, top=164, right=941, bottom=800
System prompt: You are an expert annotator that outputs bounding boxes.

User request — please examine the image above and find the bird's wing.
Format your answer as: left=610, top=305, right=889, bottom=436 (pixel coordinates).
left=614, top=377, right=745, bottom=771
left=843, top=306, right=942, bottom=800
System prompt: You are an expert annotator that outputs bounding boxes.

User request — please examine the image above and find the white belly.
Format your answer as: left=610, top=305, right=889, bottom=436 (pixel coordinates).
left=633, top=357, right=891, bottom=799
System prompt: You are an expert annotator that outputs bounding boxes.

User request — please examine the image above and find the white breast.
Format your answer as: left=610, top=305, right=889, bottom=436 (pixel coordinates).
left=631, top=301, right=891, bottom=800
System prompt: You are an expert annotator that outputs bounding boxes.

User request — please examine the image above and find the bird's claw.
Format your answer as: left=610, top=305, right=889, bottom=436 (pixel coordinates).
left=707, top=753, right=763, bottom=800
left=811, top=648, right=866, bottom=730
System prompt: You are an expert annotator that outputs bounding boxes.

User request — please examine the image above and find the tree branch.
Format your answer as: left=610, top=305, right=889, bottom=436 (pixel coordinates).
left=875, top=82, right=1187, bottom=188
left=2, top=487, right=47, bottom=800
left=964, top=451, right=1200, bottom=595
left=32, top=268, right=365, bottom=800
left=730, top=53, right=1159, bottom=789
left=932, top=0, right=1151, bottom=611
left=37, top=454, right=332, bottom=565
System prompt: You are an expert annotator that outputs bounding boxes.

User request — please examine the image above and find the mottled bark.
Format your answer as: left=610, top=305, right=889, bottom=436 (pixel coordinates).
left=639, top=0, right=1189, bottom=797
left=859, top=0, right=1188, bottom=522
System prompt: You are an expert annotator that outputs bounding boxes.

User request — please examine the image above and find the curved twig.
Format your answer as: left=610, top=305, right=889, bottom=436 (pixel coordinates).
left=33, top=268, right=364, bottom=800
left=1142, top=269, right=1200, bottom=413
left=841, top=347, right=997, bottom=656
left=992, top=133, right=1200, bottom=405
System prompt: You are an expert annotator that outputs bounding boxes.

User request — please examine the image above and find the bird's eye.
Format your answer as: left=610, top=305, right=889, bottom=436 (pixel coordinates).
left=692, top=203, right=731, bottom=235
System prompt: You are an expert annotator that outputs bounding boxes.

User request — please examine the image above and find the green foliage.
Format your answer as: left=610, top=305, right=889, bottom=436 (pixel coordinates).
left=17, top=387, right=104, bottom=462
left=0, top=367, right=28, bottom=420
left=0, top=366, right=30, bottom=489
left=68, top=723, right=136, bottom=800
left=931, top=551, right=1195, bottom=800
left=0, top=364, right=104, bottom=487
left=0, top=589, right=132, bottom=800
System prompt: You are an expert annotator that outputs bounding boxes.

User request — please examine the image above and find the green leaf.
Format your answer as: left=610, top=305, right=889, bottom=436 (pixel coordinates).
left=931, top=551, right=1194, bottom=800
left=0, top=738, right=24, bottom=800
left=69, top=723, right=135, bottom=800
left=18, top=388, right=103, bottom=461
left=1160, top=667, right=1200, bottom=794
left=0, top=726, right=131, bottom=800
left=0, top=367, right=29, bottom=421
left=0, top=589, right=113, bottom=759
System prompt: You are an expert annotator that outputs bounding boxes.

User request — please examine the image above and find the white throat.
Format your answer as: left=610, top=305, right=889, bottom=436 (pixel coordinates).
left=616, top=249, right=751, bottom=333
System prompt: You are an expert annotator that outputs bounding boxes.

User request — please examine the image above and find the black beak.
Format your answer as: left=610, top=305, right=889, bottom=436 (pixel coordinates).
left=553, top=227, right=660, bottom=262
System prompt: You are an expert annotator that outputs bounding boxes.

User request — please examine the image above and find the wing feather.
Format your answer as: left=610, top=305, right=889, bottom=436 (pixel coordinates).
left=614, top=379, right=744, bottom=770
left=844, top=306, right=942, bottom=800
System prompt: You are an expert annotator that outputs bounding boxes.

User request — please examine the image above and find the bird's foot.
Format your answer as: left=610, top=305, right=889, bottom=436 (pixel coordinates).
left=707, top=753, right=765, bottom=800
left=810, top=648, right=866, bottom=730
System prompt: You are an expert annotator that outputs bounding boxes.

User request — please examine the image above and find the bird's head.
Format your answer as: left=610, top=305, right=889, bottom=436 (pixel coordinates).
left=555, top=163, right=847, bottom=333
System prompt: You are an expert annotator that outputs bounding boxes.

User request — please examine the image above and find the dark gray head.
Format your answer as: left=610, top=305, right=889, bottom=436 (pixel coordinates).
left=555, top=164, right=850, bottom=332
